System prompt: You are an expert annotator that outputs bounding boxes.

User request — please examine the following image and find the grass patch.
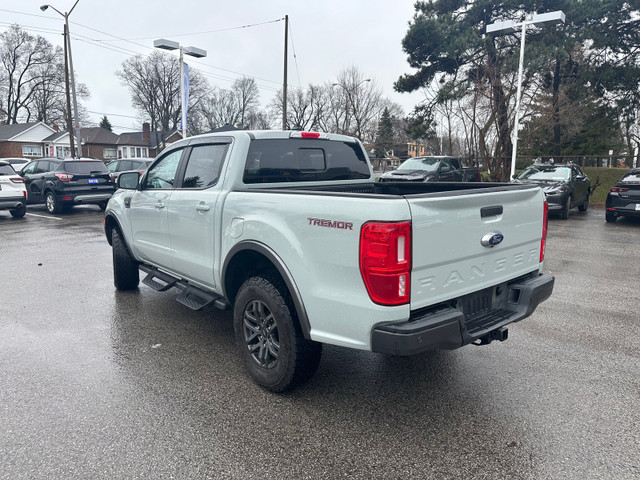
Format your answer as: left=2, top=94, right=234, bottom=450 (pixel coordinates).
left=584, top=167, right=627, bottom=205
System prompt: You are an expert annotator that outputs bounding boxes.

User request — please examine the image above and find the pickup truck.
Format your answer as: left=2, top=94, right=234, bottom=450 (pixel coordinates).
left=378, top=155, right=480, bottom=182
left=104, top=130, right=554, bottom=392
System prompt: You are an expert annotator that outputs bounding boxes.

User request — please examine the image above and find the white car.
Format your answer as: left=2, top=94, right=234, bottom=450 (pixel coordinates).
left=0, top=160, right=27, bottom=218
left=0, top=157, right=30, bottom=174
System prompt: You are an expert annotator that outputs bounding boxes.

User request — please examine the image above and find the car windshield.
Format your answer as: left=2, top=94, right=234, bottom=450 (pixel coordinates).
left=397, top=157, right=440, bottom=172
left=620, top=171, right=640, bottom=183
left=518, top=166, right=571, bottom=181
left=0, top=164, right=16, bottom=175
left=64, top=161, right=108, bottom=174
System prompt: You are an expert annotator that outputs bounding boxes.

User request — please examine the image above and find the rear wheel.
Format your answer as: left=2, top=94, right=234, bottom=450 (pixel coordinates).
left=234, top=274, right=322, bottom=392
left=9, top=205, right=26, bottom=218
left=578, top=195, right=589, bottom=212
left=605, top=212, right=617, bottom=223
left=560, top=196, right=571, bottom=220
left=45, top=191, right=63, bottom=214
left=112, top=228, right=139, bottom=290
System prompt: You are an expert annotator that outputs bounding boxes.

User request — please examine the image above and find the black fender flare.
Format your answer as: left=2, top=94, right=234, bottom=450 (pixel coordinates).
left=222, top=241, right=311, bottom=339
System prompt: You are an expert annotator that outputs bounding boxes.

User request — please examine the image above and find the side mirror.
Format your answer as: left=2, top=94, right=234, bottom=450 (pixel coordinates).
left=117, top=171, right=140, bottom=190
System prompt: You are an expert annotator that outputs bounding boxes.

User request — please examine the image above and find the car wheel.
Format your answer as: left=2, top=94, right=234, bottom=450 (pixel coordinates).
left=578, top=195, right=589, bottom=212
left=45, top=191, right=63, bottom=214
left=112, top=228, right=140, bottom=290
left=234, top=274, right=322, bottom=392
left=560, top=196, right=571, bottom=220
left=605, top=212, right=617, bottom=223
left=9, top=205, right=26, bottom=218
left=98, top=201, right=108, bottom=211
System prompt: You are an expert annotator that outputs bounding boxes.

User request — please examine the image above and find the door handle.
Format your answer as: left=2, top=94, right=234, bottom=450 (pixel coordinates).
left=155, top=202, right=164, bottom=209
left=196, top=204, right=211, bottom=212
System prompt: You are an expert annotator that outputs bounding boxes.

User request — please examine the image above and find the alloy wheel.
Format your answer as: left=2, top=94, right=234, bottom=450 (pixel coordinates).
left=242, top=299, right=280, bottom=369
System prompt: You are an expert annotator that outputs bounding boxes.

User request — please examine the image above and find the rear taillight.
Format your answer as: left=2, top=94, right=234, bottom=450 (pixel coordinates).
left=10, top=177, right=24, bottom=183
left=360, top=221, right=411, bottom=306
left=540, top=201, right=549, bottom=262
left=55, top=173, right=73, bottom=182
left=610, top=186, right=629, bottom=193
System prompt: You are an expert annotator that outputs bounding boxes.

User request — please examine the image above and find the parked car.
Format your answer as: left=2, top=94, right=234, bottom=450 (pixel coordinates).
left=0, top=157, right=30, bottom=173
left=105, top=129, right=553, bottom=392
left=605, top=168, right=640, bottom=223
left=20, top=158, right=116, bottom=213
left=0, top=160, right=27, bottom=218
left=378, top=156, right=480, bottom=182
left=514, top=163, right=590, bottom=219
left=106, top=158, right=153, bottom=179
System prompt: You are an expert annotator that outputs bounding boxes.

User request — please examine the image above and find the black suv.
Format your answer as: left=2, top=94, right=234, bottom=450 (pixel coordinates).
left=514, top=163, right=591, bottom=219
left=21, top=158, right=116, bottom=213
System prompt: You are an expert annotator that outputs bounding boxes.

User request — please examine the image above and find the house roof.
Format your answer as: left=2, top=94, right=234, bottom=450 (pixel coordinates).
left=117, top=133, right=148, bottom=147
left=121, top=129, right=182, bottom=149
left=0, top=122, right=46, bottom=141
left=79, top=127, right=120, bottom=144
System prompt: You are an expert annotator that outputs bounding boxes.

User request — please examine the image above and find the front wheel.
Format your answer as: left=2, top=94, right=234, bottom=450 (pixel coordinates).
left=112, top=228, right=139, bottom=290
left=45, top=191, right=63, bottom=214
left=10, top=205, right=26, bottom=218
left=234, top=275, right=322, bottom=392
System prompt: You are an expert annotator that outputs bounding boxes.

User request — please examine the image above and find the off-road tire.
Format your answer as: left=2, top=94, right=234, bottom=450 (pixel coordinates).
left=9, top=205, right=26, bottom=218
left=234, top=274, right=322, bottom=392
left=605, top=212, right=617, bottom=223
left=45, top=191, right=63, bottom=214
left=112, top=228, right=140, bottom=290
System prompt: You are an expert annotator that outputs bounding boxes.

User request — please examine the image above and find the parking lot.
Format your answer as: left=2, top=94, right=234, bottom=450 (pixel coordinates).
left=1, top=205, right=639, bottom=479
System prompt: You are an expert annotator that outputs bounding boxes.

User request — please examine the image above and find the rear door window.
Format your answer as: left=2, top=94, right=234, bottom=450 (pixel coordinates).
left=180, top=144, right=228, bottom=189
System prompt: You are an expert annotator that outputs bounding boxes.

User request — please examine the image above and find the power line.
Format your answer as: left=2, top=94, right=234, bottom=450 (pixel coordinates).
left=288, top=19, right=303, bottom=88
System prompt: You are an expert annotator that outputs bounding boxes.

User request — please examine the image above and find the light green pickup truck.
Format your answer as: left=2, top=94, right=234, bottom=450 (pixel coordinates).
left=104, top=130, right=554, bottom=392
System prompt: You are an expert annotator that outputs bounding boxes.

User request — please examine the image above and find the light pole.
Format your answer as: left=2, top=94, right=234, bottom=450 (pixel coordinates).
left=153, top=39, right=206, bottom=139
left=487, top=10, right=566, bottom=179
left=41, top=0, right=81, bottom=158
left=332, top=78, right=371, bottom=138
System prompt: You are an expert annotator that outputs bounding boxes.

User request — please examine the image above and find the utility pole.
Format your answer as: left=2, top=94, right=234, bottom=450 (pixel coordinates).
left=62, top=23, right=75, bottom=156
left=282, top=14, right=288, bottom=130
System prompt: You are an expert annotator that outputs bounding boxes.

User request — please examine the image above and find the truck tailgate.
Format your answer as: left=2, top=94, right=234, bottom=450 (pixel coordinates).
left=408, top=186, right=544, bottom=310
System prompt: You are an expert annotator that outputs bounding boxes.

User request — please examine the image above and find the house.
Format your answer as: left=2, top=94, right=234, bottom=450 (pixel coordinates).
left=120, top=123, right=182, bottom=158
left=0, top=122, right=56, bottom=158
left=43, top=127, right=122, bottom=160
left=391, top=142, right=427, bottom=160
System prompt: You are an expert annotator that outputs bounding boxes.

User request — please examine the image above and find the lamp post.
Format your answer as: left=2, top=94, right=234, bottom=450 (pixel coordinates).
left=332, top=78, right=371, bottom=138
left=487, top=10, right=566, bottom=179
left=41, top=0, right=81, bottom=158
left=153, top=39, right=206, bottom=139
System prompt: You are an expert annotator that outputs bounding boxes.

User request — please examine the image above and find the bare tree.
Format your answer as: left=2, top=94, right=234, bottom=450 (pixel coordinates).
left=201, top=87, right=242, bottom=130
left=270, top=84, right=327, bottom=131
left=0, top=25, right=59, bottom=124
left=117, top=51, right=209, bottom=140
left=233, top=77, right=260, bottom=129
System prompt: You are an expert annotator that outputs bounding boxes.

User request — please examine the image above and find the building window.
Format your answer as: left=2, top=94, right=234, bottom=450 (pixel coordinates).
left=130, top=147, right=136, bottom=157
left=22, top=145, right=43, bottom=157
left=136, top=147, right=141, bottom=157
left=121, top=147, right=128, bottom=158
left=104, top=148, right=117, bottom=159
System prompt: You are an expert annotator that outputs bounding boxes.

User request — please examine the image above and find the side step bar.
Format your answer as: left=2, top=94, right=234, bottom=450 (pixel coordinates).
left=139, top=265, right=230, bottom=311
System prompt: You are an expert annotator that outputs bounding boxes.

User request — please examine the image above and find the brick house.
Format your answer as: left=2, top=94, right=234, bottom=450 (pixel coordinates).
left=0, top=122, right=56, bottom=159
left=120, top=123, right=182, bottom=158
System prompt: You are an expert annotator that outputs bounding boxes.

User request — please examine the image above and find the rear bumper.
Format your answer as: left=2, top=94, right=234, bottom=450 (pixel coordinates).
left=72, top=193, right=113, bottom=205
left=371, top=273, right=554, bottom=355
left=0, top=196, right=26, bottom=210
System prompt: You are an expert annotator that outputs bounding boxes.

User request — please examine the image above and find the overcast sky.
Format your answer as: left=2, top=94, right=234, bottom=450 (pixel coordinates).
left=1, top=1, right=426, bottom=133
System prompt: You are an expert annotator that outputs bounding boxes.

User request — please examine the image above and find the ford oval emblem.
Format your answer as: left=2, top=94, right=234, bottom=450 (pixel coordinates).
left=481, top=232, right=504, bottom=248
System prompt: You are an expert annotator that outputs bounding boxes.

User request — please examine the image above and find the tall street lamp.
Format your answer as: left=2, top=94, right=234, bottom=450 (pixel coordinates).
left=41, top=0, right=81, bottom=158
left=487, top=10, right=566, bottom=179
left=153, top=39, right=206, bottom=139
left=332, top=78, right=371, bottom=138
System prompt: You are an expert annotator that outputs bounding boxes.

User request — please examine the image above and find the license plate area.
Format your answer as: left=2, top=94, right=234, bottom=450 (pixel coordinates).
left=635, top=204, right=640, bottom=211
left=461, top=285, right=512, bottom=335
left=88, top=178, right=99, bottom=184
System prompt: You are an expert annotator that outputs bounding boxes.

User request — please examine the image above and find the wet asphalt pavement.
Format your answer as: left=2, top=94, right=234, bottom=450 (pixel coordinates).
left=1, top=204, right=639, bottom=479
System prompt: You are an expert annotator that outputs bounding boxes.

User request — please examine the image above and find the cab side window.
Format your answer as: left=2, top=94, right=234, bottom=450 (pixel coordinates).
left=144, top=149, right=183, bottom=190
left=180, top=144, right=228, bottom=189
